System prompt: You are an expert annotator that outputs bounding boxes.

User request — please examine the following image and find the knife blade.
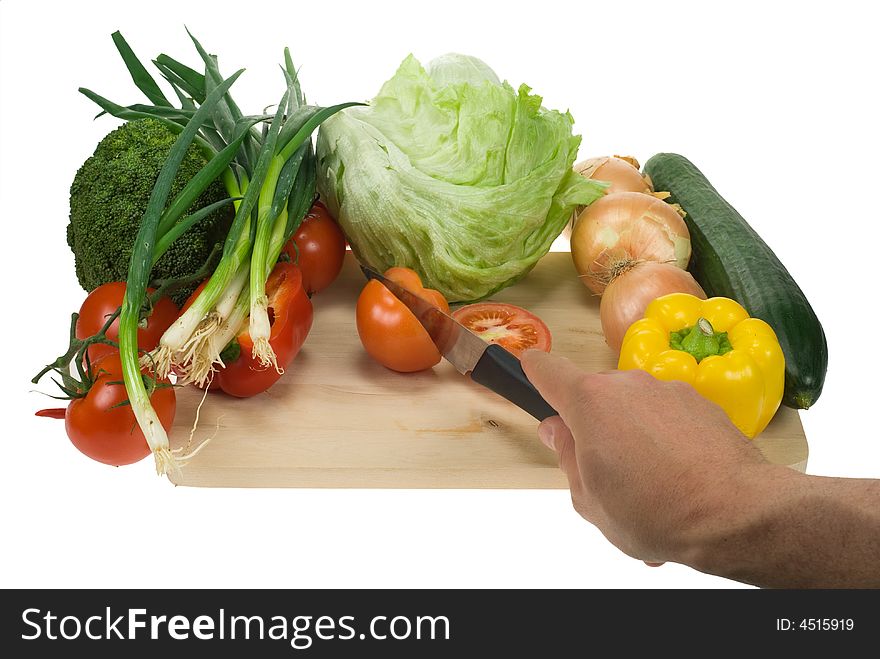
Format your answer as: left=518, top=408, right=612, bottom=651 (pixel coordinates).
left=361, top=266, right=557, bottom=421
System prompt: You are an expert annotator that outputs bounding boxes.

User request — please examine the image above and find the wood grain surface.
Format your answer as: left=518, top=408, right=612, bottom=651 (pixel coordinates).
left=168, top=253, right=808, bottom=488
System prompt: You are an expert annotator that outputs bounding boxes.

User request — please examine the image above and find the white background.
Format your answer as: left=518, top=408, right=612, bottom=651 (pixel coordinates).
left=1, top=0, right=877, bottom=589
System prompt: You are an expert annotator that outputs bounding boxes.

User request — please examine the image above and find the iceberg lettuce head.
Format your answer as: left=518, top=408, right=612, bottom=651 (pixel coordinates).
left=317, top=53, right=605, bottom=302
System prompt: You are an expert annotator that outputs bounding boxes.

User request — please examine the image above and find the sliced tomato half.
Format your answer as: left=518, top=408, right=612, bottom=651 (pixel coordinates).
left=452, top=302, right=552, bottom=358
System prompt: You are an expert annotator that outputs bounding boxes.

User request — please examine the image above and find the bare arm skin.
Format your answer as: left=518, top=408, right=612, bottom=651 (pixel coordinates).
left=521, top=349, right=880, bottom=588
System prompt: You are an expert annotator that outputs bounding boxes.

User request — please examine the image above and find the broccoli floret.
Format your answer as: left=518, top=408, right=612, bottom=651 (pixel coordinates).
left=67, top=118, right=232, bottom=304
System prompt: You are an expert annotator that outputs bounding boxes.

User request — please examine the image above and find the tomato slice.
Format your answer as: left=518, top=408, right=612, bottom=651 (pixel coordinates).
left=452, top=303, right=551, bottom=358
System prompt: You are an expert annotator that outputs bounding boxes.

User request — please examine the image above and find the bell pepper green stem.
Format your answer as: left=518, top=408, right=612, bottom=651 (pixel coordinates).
left=669, top=317, right=732, bottom=363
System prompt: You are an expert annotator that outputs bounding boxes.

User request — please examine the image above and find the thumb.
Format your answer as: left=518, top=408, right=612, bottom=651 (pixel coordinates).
left=538, top=415, right=581, bottom=494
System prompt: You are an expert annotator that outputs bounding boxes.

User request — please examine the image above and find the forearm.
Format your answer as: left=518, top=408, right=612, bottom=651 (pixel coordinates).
left=683, top=465, right=880, bottom=588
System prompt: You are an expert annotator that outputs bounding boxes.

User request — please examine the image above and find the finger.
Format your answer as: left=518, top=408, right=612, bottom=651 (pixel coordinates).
left=537, top=415, right=565, bottom=451
left=644, top=561, right=666, bottom=567
left=538, top=415, right=582, bottom=494
left=521, top=350, right=588, bottom=414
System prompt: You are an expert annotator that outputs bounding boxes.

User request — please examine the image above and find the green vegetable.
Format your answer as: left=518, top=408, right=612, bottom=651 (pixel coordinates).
left=317, top=53, right=606, bottom=302
left=117, top=70, right=245, bottom=476
left=643, top=153, right=827, bottom=409
left=67, top=118, right=232, bottom=303
left=78, top=29, right=357, bottom=447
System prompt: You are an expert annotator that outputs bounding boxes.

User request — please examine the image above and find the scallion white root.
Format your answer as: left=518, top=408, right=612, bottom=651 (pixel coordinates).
left=247, top=153, right=287, bottom=372
left=173, top=311, right=222, bottom=379
left=140, top=343, right=171, bottom=377
left=249, top=294, right=278, bottom=370
left=172, top=262, right=250, bottom=380
left=185, top=287, right=249, bottom=386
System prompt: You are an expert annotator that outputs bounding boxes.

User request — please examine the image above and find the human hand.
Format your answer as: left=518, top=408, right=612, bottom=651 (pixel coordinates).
left=521, top=350, right=773, bottom=566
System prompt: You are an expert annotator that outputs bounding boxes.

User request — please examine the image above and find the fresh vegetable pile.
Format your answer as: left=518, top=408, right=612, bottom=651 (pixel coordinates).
left=34, top=30, right=355, bottom=474
left=33, top=31, right=828, bottom=474
left=34, top=36, right=599, bottom=476
left=570, top=156, right=707, bottom=351
left=572, top=151, right=827, bottom=435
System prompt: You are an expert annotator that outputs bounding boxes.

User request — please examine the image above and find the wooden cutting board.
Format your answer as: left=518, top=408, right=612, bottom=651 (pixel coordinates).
left=168, top=253, right=808, bottom=487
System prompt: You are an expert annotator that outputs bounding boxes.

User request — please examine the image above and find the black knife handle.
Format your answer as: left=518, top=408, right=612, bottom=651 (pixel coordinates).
left=470, top=344, right=557, bottom=421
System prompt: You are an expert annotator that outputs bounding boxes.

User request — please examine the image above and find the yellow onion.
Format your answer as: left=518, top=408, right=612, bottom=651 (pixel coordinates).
left=571, top=192, right=691, bottom=294
left=563, top=155, right=656, bottom=241
left=600, top=262, right=706, bottom=353
left=574, top=155, right=653, bottom=195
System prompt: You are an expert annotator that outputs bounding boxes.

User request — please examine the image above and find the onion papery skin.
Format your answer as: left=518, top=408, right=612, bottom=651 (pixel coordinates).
left=575, top=156, right=653, bottom=195
left=572, top=192, right=691, bottom=295
left=600, top=262, right=707, bottom=353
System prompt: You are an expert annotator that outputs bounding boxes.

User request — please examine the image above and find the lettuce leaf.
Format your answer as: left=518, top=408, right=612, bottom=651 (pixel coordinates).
left=316, top=53, right=605, bottom=302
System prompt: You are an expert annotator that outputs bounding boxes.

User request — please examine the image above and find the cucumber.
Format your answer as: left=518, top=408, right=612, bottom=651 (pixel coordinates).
left=643, top=153, right=827, bottom=409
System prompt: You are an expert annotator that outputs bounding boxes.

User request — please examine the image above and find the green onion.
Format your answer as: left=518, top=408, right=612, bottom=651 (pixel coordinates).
left=248, top=96, right=292, bottom=369
left=157, top=89, right=288, bottom=381
left=80, top=31, right=363, bottom=475
left=117, top=69, right=243, bottom=476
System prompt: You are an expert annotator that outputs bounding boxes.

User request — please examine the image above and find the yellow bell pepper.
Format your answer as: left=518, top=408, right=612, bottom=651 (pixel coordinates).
left=618, top=293, right=785, bottom=438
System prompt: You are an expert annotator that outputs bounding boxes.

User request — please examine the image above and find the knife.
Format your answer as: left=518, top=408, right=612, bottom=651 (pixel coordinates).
left=361, top=266, right=557, bottom=421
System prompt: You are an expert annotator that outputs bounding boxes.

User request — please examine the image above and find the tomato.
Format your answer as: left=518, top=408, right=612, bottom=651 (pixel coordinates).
left=356, top=267, right=449, bottom=373
left=76, top=282, right=179, bottom=365
left=65, top=352, right=176, bottom=466
left=452, top=302, right=552, bottom=358
left=282, top=201, right=346, bottom=294
left=181, top=262, right=313, bottom=397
